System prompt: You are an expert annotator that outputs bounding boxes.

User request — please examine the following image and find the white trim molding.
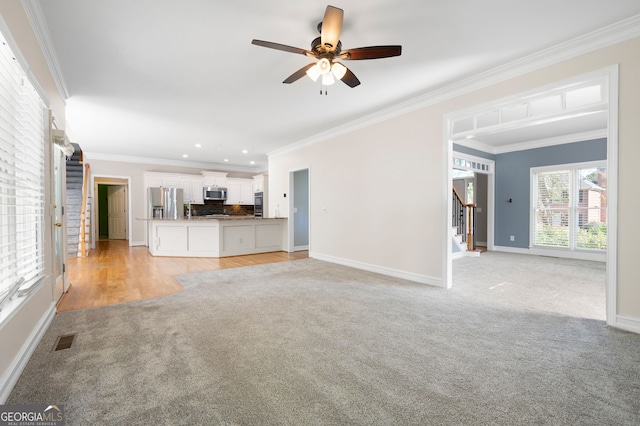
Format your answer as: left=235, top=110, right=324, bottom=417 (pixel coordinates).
left=310, top=252, right=443, bottom=288
left=21, top=0, right=70, bottom=100
left=614, top=316, right=640, bottom=334
left=493, top=246, right=606, bottom=262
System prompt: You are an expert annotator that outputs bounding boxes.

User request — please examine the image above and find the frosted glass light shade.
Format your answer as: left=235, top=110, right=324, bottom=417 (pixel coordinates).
left=322, top=72, right=335, bottom=86
left=331, top=62, right=347, bottom=80
left=306, top=64, right=321, bottom=81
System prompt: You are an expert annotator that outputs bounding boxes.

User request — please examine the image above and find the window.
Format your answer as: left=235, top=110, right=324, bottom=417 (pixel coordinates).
left=0, top=32, right=47, bottom=317
left=531, top=162, right=607, bottom=251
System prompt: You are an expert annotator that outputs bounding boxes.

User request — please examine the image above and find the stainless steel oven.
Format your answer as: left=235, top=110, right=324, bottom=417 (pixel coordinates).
left=254, top=192, right=263, bottom=217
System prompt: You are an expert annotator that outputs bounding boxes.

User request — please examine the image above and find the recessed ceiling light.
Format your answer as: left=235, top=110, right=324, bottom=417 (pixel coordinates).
left=224, top=158, right=229, bottom=162
left=250, top=161, right=255, bottom=165
left=242, top=149, right=248, bottom=154
left=182, top=154, right=188, bottom=158
left=195, top=143, right=202, bottom=148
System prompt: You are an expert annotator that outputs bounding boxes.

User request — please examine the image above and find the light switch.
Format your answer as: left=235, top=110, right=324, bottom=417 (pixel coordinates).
left=293, top=207, right=298, bottom=213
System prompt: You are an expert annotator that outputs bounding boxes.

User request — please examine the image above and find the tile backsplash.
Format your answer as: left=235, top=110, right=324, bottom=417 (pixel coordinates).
left=187, top=201, right=254, bottom=216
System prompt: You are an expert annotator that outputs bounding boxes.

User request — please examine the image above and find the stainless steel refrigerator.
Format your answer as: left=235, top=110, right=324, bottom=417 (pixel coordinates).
left=148, top=187, right=184, bottom=219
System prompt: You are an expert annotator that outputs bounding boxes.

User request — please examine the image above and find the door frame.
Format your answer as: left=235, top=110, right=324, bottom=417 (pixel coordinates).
left=287, top=166, right=311, bottom=252
left=51, top=141, right=68, bottom=303
left=91, top=175, right=132, bottom=248
left=452, top=152, right=495, bottom=250
left=442, top=65, right=619, bottom=328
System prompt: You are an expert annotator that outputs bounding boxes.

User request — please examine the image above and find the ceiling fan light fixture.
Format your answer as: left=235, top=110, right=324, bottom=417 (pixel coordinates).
left=331, top=62, right=347, bottom=80
left=322, top=72, right=335, bottom=86
left=306, top=64, right=321, bottom=82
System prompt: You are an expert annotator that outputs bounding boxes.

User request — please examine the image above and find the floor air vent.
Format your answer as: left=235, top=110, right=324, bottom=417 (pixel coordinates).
left=53, top=334, right=76, bottom=351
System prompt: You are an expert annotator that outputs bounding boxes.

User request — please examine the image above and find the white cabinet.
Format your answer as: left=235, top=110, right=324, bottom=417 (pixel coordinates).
left=150, top=221, right=219, bottom=257
left=181, top=175, right=204, bottom=204
left=202, top=171, right=227, bottom=188
left=148, top=218, right=283, bottom=258
left=240, top=183, right=254, bottom=204
left=145, top=172, right=180, bottom=188
left=253, top=174, right=266, bottom=193
left=225, top=178, right=254, bottom=205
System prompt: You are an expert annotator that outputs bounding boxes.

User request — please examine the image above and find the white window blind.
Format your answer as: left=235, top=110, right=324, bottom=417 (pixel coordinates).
left=0, top=33, right=47, bottom=314
left=532, top=164, right=607, bottom=251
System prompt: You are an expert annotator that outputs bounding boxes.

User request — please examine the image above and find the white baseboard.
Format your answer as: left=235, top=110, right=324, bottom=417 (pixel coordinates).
left=294, top=245, right=309, bottom=251
left=130, top=240, right=146, bottom=247
left=310, top=252, right=443, bottom=287
left=452, top=251, right=465, bottom=260
left=0, top=302, right=56, bottom=403
left=613, top=315, right=640, bottom=335
left=493, top=245, right=606, bottom=262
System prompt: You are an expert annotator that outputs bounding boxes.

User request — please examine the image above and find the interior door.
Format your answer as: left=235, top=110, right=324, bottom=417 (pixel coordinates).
left=107, top=185, right=127, bottom=240
left=53, top=146, right=66, bottom=303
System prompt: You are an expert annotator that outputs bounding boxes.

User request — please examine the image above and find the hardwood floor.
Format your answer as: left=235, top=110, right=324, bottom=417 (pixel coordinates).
left=58, top=240, right=309, bottom=312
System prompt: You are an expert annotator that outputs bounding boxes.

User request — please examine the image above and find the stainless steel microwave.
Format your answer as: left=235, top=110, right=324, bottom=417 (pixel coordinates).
left=203, top=187, right=227, bottom=201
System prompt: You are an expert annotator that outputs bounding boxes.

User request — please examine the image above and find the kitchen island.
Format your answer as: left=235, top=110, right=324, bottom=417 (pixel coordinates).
left=147, top=216, right=286, bottom=258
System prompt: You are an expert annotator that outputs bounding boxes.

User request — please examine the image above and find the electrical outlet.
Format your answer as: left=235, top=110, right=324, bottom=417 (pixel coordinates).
left=510, top=235, right=515, bottom=241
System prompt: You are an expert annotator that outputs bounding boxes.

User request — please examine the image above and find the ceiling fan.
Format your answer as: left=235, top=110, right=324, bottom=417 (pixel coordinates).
left=251, top=5, right=402, bottom=90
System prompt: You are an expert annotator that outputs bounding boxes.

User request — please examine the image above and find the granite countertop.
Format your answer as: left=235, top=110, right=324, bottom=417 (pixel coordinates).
left=141, top=216, right=285, bottom=221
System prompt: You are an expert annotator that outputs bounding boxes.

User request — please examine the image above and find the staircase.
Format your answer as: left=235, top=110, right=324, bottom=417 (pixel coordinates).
left=452, top=187, right=480, bottom=258
left=66, top=144, right=84, bottom=257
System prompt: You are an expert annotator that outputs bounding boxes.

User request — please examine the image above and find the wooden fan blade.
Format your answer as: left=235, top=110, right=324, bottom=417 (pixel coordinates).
left=341, top=45, right=402, bottom=60
left=341, top=67, right=361, bottom=88
left=251, top=39, right=313, bottom=56
left=320, top=6, right=343, bottom=52
left=283, top=64, right=315, bottom=84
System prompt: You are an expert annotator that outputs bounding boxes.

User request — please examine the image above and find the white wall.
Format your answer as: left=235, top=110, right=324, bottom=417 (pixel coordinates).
left=270, top=109, right=445, bottom=285
left=269, top=37, right=640, bottom=326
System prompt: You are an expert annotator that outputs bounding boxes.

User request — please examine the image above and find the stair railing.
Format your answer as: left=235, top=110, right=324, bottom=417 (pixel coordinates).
left=80, top=163, right=90, bottom=257
left=452, top=187, right=477, bottom=251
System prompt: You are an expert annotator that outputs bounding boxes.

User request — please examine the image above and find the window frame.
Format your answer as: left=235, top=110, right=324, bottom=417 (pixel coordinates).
left=530, top=160, right=607, bottom=253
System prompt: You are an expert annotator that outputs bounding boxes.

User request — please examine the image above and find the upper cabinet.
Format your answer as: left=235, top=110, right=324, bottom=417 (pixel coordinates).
left=144, top=172, right=204, bottom=204
left=202, top=171, right=227, bottom=188
left=181, top=175, right=204, bottom=204
left=145, top=172, right=180, bottom=188
left=253, top=174, right=267, bottom=193
left=225, top=178, right=254, bottom=205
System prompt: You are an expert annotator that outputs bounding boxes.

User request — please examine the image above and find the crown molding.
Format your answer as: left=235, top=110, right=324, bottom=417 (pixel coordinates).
left=21, top=0, right=69, bottom=100
left=83, top=152, right=264, bottom=174
left=270, top=14, right=640, bottom=159
left=0, top=11, right=50, bottom=107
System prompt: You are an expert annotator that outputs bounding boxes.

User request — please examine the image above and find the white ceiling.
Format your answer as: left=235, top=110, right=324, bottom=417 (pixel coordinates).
left=31, top=0, right=640, bottom=172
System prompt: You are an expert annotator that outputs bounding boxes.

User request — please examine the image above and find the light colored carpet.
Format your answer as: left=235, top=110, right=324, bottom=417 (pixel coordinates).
left=8, top=255, right=640, bottom=425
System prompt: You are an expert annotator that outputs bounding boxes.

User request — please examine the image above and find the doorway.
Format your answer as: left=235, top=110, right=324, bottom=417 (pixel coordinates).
left=289, top=168, right=310, bottom=252
left=93, top=176, right=130, bottom=245
left=444, top=66, right=618, bottom=327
